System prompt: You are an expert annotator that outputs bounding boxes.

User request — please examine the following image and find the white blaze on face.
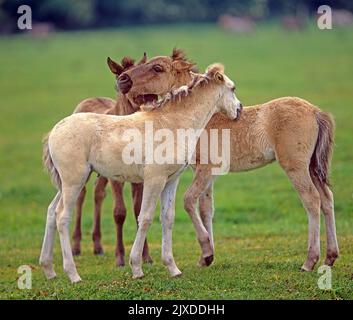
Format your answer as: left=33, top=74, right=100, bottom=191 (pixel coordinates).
left=222, top=74, right=241, bottom=119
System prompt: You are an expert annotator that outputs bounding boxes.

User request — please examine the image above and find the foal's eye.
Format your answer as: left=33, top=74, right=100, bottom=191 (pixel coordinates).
left=153, top=65, right=164, bottom=73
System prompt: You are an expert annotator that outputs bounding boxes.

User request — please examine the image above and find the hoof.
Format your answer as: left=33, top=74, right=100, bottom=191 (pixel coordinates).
left=116, top=258, right=125, bottom=267
left=324, top=259, right=335, bottom=267
left=204, top=255, right=214, bottom=267
left=72, top=248, right=81, bottom=256
left=43, top=270, right=57, bottom=280
left=171, top=270, right=182, bottom=278
left=300, top=265, right=313, bottom=272
left=41, top=262, right=57, bottom=280
left=143, top=256, right=153, bottom=264
left=94, top=248, right=104, bottom=256
left=132, top=271, right=144, bottom=279
left=70, top=275, right=82, bottom=283
left=324, top=253, right=338, bottom=267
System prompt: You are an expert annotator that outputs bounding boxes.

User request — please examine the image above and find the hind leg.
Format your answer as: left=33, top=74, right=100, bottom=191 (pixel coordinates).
left=40, top=191, right=61, bottom=279
left=280, top=160, right=321, bottom=271
left=57, top=166, right=90, bottom=282
left=184, top=166, right=214, bottom=266
left=311, top=177, right=339, bottom=266
left=198, top=181, right=215, bottom=266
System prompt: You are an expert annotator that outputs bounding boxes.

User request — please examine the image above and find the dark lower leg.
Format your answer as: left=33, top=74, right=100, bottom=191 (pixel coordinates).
left=92, top=176, right=108, bottom=255
left=72, top=186, right=86, bottom=255
left=111, top=181, right=127, bottom=266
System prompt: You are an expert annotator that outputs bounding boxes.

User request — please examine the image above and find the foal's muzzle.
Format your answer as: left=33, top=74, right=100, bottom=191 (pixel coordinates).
left=237, top=103, right=243, bottom=119
left=118, top=74, right=133, bottom=94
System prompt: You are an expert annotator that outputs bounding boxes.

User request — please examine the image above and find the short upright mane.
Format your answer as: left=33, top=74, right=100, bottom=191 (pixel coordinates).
left=171, top=48, right=187, bottom=61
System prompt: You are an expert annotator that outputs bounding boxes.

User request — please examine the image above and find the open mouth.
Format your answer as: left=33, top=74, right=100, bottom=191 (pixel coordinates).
left=134, top=94, right=159, bottom=105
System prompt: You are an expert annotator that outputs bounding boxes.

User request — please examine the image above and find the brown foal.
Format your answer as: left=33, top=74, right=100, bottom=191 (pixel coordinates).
left=71, top=49, right=196, bottom=266
left=71, top=54, right=152, bottom=265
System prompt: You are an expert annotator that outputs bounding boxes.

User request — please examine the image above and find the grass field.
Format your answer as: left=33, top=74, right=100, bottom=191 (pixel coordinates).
left=0, top=24, right=352, bottom=300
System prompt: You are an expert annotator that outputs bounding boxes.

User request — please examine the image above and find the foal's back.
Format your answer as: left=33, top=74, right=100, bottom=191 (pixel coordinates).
left=203, top=96, right=320, bottom=172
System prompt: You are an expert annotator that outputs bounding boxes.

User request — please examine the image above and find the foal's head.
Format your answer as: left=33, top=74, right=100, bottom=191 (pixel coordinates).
left=107, top=53, right=147, bottom=102
left=141, top=63, right=242, bottom=121
left=204, top=63, right=243, bottom=120
left=117, top=48, right=196, bottom=106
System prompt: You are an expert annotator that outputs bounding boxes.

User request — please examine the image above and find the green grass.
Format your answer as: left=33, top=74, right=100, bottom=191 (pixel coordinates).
left=0, top=23, right=352, bottom=300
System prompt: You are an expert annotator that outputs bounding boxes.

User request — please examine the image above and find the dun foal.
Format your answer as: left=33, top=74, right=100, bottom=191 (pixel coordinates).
left=40, top=64, right=242, bottom=282
left=118, top=56, right=338, bottom=272
left=184, top=98, right=338, bottom=271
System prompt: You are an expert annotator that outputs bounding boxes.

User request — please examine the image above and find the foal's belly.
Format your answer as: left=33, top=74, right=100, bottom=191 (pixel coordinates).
left=229, top=146, right=276, bottom=172
left=91, top=160, right=144, bottom=183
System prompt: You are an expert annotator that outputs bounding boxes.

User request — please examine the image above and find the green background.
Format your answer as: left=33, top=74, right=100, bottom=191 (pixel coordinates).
left=0, top=24, right=352, bottom=299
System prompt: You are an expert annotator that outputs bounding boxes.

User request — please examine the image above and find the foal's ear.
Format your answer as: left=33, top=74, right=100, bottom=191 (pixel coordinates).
left=206, top=63, right=225, bottom=82
left=138, top=52, right=147, bottom=65
left=214, top=72, right=224, bottom=82
left=172, top=60, right=195, bottom=72
left=107, top=57, right=124, bottom=75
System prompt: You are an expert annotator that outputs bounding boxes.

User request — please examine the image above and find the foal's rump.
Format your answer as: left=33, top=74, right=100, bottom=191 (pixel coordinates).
left=43, top=113, right=100, bottom=190
left=264, top=97, right=334, bottom=187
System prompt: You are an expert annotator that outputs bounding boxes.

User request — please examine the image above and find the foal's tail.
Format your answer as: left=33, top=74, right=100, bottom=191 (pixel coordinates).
left=42, top=133, right=62, bottom=190
left=309, top=110, right=335, bottom=192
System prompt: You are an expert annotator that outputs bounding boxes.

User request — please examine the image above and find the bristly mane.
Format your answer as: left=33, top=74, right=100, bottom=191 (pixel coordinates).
left=171, top=47, right=198, bottom=72
left=171, top=48, right=187, bottom=61
left=141, top=63, right=225, bottom=112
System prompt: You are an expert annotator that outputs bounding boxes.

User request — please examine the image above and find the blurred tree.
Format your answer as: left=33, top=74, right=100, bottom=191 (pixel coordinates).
left=37, top=0, right=94, bottom=28
left=1, top=0, right=353, bottom=32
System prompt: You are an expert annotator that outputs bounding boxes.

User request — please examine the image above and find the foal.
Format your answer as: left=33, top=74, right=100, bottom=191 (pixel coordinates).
left=40, top=64, right=242, bottom=282
left=118, top=56, right=338, bottom=272
left=71, top=54, right=152, bottom=263
left=184, top=98, right=338, bottom=272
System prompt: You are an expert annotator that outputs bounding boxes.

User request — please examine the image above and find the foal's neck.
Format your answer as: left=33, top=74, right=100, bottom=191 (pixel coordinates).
left=113, top=94, right=136, bottom=116
left=158, top=83, right=220, bottom=132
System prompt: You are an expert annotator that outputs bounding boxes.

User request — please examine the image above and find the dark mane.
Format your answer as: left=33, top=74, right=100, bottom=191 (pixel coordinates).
left=171, top=47, right=198, bottom=72
left=171, top=48, right=187, bottom=61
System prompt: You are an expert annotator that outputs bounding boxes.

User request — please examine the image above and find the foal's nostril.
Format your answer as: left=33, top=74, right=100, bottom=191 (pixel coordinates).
left=118, top=74, right=133, bottom=94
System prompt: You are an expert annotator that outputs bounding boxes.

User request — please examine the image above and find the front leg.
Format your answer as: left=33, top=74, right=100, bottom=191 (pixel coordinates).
left=132, top=183, right=153, bottom=264
left=160, top=177, right=182, bottom=277
left=129, top=175, right=167, bottom=278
